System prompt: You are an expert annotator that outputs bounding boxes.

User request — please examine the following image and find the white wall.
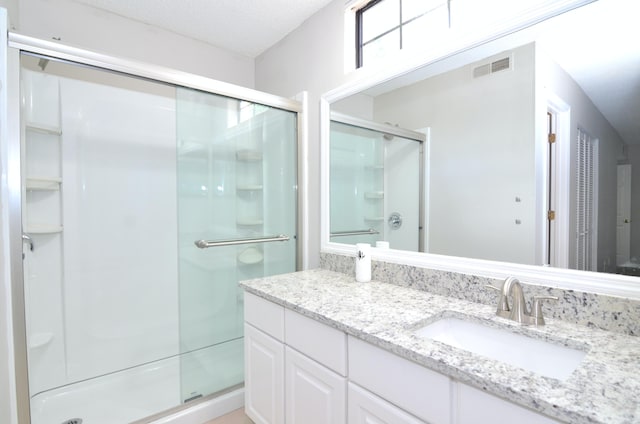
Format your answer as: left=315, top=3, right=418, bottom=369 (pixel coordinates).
left=373, top=44, right=537, bottom=264
left=0, top=0, right=255, bottom=87
left=540, top=49, right=624, bottom=271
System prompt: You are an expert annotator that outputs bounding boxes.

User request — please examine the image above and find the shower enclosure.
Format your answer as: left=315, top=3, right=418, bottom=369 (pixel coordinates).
left=329, top=113, right=426, bottom=252
left=6, top=35, right=302, bottom=424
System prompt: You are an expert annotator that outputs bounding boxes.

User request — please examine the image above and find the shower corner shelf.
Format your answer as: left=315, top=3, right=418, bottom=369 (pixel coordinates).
left=237, top=247, right=264, bottom=265
left=28, top=332, right=54, bottom=349
left=25, top=122, right=62, bottom=136
left=26, top=225, right=63, bottom=234
left=236, top=149, right=263, bottom=162
left=364, top=216, right=384, bottom=222
left=178, top=140, right=206, bottom=156
left=364, top=191, right=384, bottom=199
left=236, top=218, right=264, bottom=226
left=237, top=185, right=263, bottom=191
left=26, top=177, right=62, bottom=191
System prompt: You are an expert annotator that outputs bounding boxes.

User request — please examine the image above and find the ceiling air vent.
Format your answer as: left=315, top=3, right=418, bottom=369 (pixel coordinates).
left=473, top=63, right=491, bottom=78
left=491, top=57, right=511, bottom=73
left=473, top=55, right=511, bottom=78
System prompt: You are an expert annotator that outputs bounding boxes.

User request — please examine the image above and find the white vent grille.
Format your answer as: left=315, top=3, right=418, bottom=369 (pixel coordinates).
left=473, top=56, right=511, bottom=78
left=491, top=57, right=511, bottom=72
left=473, top=64, right=490, bottom=78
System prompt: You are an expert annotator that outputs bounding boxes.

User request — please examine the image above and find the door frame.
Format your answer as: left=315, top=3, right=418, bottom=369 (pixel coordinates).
left=616, top=163, right=632, bottom=267
left=545, top=92, right=571, bottom=269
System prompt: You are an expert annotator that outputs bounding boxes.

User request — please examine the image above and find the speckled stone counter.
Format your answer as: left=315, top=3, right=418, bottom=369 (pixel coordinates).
left=240, top=269, right=640, bottom=424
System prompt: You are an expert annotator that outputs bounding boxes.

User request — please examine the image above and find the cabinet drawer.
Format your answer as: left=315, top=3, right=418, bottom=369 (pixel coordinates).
left=244, top=291, right=284, bottom=342
left=285, top=309, right=347, bottom=375
left=348, top=336, right=451, bottom=424
left=457, top=383, right=562, bottom=424
left=348, top=382, right=425, bottom=424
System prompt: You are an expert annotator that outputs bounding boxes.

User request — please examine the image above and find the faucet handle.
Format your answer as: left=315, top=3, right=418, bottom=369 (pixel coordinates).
left=532, top=296, right=558, bottom=325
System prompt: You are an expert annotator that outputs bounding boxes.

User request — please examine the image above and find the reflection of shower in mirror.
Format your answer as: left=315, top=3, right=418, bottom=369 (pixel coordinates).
left=329, top=113, right=426, bottom=252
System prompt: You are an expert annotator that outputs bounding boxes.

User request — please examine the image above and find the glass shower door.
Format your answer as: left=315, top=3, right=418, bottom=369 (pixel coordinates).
left=329, top=121, right=384, bottom=246
left=330, top=119, right=422, bottom=251
left=176, top=88, right=297, bottom=402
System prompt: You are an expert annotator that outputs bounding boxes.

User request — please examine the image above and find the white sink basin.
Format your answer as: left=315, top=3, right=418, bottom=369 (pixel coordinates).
left=415, top=317, right=587, bottom=381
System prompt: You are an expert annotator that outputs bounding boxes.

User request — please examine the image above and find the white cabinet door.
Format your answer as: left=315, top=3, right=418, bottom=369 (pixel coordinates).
left=285, top=346, right=346, bottom=424
left=457, top=383, right=562, bottom=424
left=244, top=323, right=285, bottom=424
left=348, top=382, right=426, bottom=424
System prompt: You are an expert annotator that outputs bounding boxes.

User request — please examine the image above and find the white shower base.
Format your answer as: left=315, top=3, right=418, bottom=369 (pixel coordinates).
left=30, top=354, right=243, bottom=424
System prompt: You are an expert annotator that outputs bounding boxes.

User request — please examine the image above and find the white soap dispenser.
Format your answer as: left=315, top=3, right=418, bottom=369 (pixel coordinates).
left=355, top=243, right=371, bottom=282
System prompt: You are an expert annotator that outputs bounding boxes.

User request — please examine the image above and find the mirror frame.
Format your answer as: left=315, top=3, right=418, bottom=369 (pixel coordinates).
left=320, top=0, right=640, bottom=300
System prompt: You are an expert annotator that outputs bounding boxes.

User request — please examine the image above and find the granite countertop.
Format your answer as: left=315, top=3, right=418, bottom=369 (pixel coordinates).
left=240, top=269, right=640, bottom=424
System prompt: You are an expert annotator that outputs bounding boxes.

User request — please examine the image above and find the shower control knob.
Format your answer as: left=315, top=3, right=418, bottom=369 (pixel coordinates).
left=388, top=212, right=403, bottom=230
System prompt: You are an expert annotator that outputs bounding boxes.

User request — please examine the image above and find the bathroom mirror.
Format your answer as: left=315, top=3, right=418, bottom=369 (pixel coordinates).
left=322, top=0, right=640, bottom=297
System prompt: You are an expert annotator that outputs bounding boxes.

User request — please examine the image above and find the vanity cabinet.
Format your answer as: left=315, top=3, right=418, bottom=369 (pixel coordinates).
left=244, top=292, right=563, bottom=424
left=244, top=292, right=346, bottom=424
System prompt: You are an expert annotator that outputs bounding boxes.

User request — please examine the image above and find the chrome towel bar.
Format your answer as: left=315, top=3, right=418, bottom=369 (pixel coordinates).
left=330, top=229, right=379, bottom=237
left=195, top=234, right=290, bottom=249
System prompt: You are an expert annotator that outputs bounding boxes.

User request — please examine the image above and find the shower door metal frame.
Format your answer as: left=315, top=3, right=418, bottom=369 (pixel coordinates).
left=5, top=32, right=306, bottom=424
left=330, top=111, right=427, bottom=251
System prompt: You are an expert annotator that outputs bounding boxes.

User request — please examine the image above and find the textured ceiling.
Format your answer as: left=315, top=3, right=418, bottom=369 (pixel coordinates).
left=73, top=0, right=335, bottom=57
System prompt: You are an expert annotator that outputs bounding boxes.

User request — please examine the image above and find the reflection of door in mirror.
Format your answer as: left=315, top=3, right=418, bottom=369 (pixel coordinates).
left=617, top=164, right=632, bottom=271
left=329, top=116, right=425, bottom=251
left=546, top=111, right=555, bottom=267
left=575, top=127, right=598, bottom=272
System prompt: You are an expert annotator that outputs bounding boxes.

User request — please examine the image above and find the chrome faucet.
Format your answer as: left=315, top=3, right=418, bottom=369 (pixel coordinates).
left=487, top=277, right=557, bottom=325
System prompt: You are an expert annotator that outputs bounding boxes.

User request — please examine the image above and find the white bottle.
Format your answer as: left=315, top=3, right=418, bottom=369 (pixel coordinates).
left=355, top=243, right=371, bottom=282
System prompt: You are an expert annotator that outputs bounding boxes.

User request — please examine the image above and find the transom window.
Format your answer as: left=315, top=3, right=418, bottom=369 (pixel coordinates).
left=354, top=0, right=549, bottom=69
left=356, top=0, right=451, bottom=68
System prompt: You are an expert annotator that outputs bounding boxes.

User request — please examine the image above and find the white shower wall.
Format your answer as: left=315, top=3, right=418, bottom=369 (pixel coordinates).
left=23, top=69, right=180, bottom=394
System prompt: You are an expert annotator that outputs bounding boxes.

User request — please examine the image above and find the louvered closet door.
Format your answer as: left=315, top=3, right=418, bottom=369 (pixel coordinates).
left=576, top=128, right=597, bottom=271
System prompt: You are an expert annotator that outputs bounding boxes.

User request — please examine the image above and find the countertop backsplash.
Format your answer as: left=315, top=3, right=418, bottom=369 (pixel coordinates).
left=320, top=252, right=640, bottom=337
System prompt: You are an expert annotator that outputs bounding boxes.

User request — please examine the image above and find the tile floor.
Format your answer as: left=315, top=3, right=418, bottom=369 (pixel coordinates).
left=202, top=408, right=253, bottom=424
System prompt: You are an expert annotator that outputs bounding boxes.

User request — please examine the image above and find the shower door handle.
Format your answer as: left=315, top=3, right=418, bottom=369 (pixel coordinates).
left=194, top=234, right=290, bottom=249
